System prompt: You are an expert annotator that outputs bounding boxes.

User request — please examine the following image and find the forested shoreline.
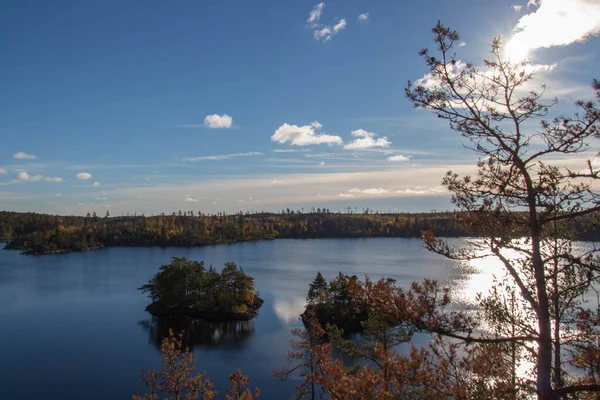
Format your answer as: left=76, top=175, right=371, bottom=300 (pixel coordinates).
left=1, top=209, right=599, bottom=255
left=0, top=209, right=466, bottom=254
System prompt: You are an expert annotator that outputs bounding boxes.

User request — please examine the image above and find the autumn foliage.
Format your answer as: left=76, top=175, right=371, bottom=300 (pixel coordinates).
left=133, top=329, right=258, bottom=400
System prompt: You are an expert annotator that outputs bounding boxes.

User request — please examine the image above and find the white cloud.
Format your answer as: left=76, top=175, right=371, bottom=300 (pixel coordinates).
left=307, top=3, right=346, bottom=42
left=76, top=172, right=92, bottom=180
left=339, top=193, right=354, bottom=197
left=387, top=154, right=410, bottom=162
left=319, top=161, right=326, bottom=166
left=352, top=129, right=375, bottom=138
left=204, top=114, right=233, bottom=129
left=92, top=181, right=101, bottom=187
left=333, top=18, right=347, bottom=33
left=415, top=60, right=468, bottom=89
left=184, top=155, right=228, bottom=161
left=45, top=177, right=63, bottom=182
left=184, top=196, right=200, bottom=202
left=0, top=168, right=6, bottom=175
left=459, top=41, right=467, bottom=47
left=528, top=0, right=539, bottom=7
left=397, top=188, right=427, bottom=195
left=307, top=3, right=325, bottom=24
left=357, top=13, right=369, bottom=23
left=12, top=152, right=36, bottom=160
left=182, top=152, right=263, bottom=162
left=506, top=0, right=600, bottom=62
left=15, top=171, right=42, bottom=182
left=396, top=186, right=447, bottom=196
left=95, top=197, right=108, bottom=201
left=348, top=187, right=389, bottom=195
left=344, top=129, right=391, bottom=150
left=272, top=149, right=308, bottom=153
left=314, top=26, right=332, bottom=41
left=272, top=122, right=343, bottom=146
left=512, top=4, right=523, bottom=11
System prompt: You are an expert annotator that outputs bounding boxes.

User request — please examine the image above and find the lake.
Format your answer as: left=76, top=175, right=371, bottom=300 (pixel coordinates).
left=0, top=238, right=472, bottom=399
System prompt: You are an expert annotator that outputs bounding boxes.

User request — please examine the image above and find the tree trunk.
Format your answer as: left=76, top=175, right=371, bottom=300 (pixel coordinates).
left=532, top=234, right=556, bottom=400
left=537, top=317, right=555, bottom=399
left=554, top=319, right=564, bottom=398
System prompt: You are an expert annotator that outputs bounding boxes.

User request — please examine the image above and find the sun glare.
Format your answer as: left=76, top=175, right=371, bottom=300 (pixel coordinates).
left=505, top=38, right=530, bottom=62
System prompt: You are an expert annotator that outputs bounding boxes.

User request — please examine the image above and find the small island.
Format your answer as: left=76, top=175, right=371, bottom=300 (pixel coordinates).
left=4, top=237, right=104, bottom=255
left=302, top=272, right=369, bottom=334
left=139, top=257, right=263, bottom=321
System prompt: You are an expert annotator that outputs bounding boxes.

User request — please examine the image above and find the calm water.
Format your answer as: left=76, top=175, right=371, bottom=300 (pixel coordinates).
left=0, top=238, right=465, bottom=399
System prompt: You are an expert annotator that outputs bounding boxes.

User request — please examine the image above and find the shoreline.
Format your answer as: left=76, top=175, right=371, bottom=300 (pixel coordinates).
left=145, top=297, right=265, bottom=322
left=6, top=234, right=599, bottom=256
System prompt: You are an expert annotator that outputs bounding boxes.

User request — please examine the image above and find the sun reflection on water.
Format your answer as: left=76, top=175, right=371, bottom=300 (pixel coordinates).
left=445, top=239, right=599, bottom=386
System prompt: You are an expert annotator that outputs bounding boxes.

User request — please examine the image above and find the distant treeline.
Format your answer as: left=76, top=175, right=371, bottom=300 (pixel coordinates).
left=1, top=209, right=598, bottom=254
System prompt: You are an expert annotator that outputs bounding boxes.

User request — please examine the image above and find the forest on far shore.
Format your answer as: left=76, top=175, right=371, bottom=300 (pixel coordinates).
left=1, top=208, right=599, bottom=255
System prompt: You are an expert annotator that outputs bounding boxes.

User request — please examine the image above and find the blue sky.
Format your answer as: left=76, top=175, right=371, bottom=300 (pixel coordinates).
left=1, top=0, right=599, bottom=215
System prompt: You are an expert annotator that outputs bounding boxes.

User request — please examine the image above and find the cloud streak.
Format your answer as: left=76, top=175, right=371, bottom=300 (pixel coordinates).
left=182, top=152, right=263, bottom=162
left=13, top=152, right=36, bottom=160
left=349, top=187, right=389, bottom=195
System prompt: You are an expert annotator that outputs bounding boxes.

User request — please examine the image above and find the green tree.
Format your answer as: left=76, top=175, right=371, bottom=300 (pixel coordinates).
left=306, top=272, right=328, bottom=305
left=139, top=257, right=206, bottom=305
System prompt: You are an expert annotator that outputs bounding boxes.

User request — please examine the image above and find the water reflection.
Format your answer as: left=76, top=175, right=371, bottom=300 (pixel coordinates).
left=139, top=316, right=255, bottom=350
left=273, top=296, right=306, bottom=324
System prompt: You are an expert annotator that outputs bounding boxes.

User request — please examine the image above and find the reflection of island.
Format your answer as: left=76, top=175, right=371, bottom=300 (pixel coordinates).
left=139, top=316, right=256, bottom=350
left=139, top=257, right=263, bottom=321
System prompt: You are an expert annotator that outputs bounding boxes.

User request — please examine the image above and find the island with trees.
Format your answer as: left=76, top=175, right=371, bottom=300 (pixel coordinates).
left=302, top=272, right=370, bottom=334
left=139, top=257, right=263, bottom=322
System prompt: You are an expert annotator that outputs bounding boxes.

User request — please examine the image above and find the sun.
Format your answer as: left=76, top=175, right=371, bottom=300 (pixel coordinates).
left=505, top=38, right=530, bottom=62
